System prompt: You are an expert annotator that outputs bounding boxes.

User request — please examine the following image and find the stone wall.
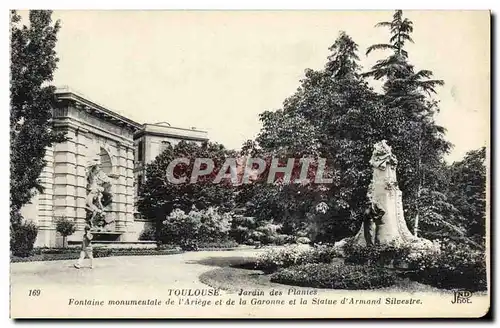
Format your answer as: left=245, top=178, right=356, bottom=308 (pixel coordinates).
left=24, top=95, right=141, bottom=247
left=19, top=90, right=210, bottom=247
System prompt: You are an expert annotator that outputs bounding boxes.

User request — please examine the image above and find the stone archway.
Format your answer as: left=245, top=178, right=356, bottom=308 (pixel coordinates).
left=99, top=147, right=113, bottom=175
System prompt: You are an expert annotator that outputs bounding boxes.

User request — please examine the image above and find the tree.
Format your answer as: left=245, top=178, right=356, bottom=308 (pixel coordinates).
left=137, top=141, right=237, bottom=244
left=250, top=31, right=384, bottom=241
left=365, top=10, right=444, bottom=99
left=364, top=10, right=451, bottom=233
left=10, top=10, right=66, bottom=225
left=55, top=217, right=76, bottom=248
left=161, top=207, right=232, bottom=249
left=447, top=147, right=487, bottom=246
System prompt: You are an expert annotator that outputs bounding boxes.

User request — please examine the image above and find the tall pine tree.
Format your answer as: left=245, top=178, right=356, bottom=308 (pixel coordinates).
left=364, top=10, right=452, bottom=236
left=10, top=10, right=66, bottom=225
left=253, top=31, right=384, bottom=241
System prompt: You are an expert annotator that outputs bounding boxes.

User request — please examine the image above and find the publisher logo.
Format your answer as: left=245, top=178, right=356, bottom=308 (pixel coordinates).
left=451, top=291, right=473, bottom=304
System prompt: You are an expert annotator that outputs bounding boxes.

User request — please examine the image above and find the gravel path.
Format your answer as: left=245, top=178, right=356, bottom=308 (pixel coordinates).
left=10, top=248, right=265, bottom=288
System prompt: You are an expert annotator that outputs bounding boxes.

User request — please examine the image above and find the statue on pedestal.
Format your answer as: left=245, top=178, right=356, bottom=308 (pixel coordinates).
left=85, top=157, right=114, bottom=231
left=350, top=140, right=422, bottom=246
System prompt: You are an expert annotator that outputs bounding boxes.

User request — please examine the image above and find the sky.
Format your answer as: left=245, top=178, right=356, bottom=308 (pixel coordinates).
left=45, top=10, right=489, bottom=162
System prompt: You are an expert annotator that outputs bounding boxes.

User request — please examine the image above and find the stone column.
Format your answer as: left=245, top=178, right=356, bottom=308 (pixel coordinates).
left=120, top=144, right=136, bottom=241
left=52, top=126, right=78, bottom=246
left=35, top=146, right=56, bottom=247
left=114, top=142, right=129, bottom=233
left=75, top=128, right=90, bottom=232
left=126, top=145, right=135, bottom=224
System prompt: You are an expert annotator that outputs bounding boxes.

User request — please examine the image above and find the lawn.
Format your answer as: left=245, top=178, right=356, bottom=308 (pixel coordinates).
left=196, top=255, right=452, bottom=294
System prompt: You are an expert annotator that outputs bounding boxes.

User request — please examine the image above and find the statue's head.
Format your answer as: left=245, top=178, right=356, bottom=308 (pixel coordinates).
left=87, top=155, right=101, bottom=167
left=373, top=140, right=392, bottom=156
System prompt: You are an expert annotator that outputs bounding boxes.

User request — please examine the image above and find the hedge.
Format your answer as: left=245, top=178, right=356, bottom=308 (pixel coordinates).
left=271, top=263, right=398, bottom=289
left=11, top=247, right=183, bottom=263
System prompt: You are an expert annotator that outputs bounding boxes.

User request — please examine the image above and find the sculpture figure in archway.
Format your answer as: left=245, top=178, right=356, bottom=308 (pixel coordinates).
left=85, top=156, right=114, bottom=230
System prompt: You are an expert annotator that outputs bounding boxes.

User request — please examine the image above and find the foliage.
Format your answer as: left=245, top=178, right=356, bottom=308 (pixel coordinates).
left=137, top=141, right=237, bottom=242
left=255, top=244, right=342, bottom=273
left=230, top=215, right=258, bottom=244
left=343, top=239, right=441, bottom=266
left=92, top=247, right=182, bottom=258
left=12, top=253, right=80, bottom=263
left=138, top=225, right=156, bottom=241
left=241, top=31, right=376, bottom=241
left=55, top=217, right=76, bottom=247
left=364, top=10, right=451, bottom=234
left=341, top=238, right=487, bottom=291
left=246, top=14, right=453, bottom=243
left=271, top=263, right=397, bottom=289
left=446, top=148, right=487, bottom=246
left=253, top=222, right=285, bottom=245
left=12, top=247, right=183, bottom=262
left=161, top=207, right=232, bottom=249
left=404, top=240, right=487, bottom=291
left=229, top=215, right=290, bottom=245
left=196, top=240, right=239, bottom=249
left=296, top=237, right=311, bottom=244
left=10, top=10, right=66, bottom=222
left=10, top=220, right=39, bottom=257
left=409, top=147, right=487, bottom=248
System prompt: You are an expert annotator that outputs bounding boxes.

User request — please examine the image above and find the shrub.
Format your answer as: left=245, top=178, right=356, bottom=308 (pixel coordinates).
left=55, top=217, right=76, bottom=248
left=138, top=225, right=156, bottom=241
left=296, top=237, right=311, bottom=244
left=93, top=248, right=113, bottom=258
left=157, top=244, right=179, bottom=250
left=34, top=247, right=77, bottom=254
left=11, top=247, right=184, bottom=262
left=11, top=220, right=38, bottom=257
left=162, top=208, right=201, bottom=247
left=404, top=241, right=487, bottom=291
left=230, top=215, right=257, bottom=243
left=100, top=248, right=182, bottom=257
left=255, top=244, right=341, bottom=273
left=274, top=234, right=288, bottom=246
left=197, top=240, right=239, bottom=249
left=271, top=263, right=397, bottom=289
left=343, top=239, right=440, bottom=267
left=230, top=217, right=291, bottom=246
left=307, top=244, right=343, bottom=263
left=11, top=253, right=80, bottom=263
left=162, top=207, right=232, bottom=248
left=343, top=241, right=402, bottom=265
left=256, top=246, right=306, bottom=273
left=342, top=239, right=487, bottom=291
left=198, top=207, right=232, bottom=242
left=255, top=223, right=283, bottom=244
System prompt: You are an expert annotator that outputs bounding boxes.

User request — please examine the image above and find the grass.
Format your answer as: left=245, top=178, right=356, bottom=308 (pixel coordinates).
left=195, top=255, right=282, bottom=292
left=200, top=267, right=279, bottom=293
left=196, top=255, right=454, bottom=294
left=189, top=256, right=259, bottom=269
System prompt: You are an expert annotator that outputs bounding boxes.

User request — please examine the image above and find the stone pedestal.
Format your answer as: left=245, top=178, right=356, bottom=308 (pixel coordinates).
left=350, top=140, right=419, bottom=247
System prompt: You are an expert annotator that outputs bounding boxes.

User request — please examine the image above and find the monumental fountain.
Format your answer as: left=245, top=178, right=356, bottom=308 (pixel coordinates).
left=85, top=156, right=121, bottom=242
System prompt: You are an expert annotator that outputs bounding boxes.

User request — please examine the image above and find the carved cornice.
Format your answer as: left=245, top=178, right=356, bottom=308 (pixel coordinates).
left=55, top=89, right=143, bottom=133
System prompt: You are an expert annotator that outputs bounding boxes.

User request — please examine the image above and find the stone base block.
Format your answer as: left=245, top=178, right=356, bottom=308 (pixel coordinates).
left=34, top=228, right=57, bottom=248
